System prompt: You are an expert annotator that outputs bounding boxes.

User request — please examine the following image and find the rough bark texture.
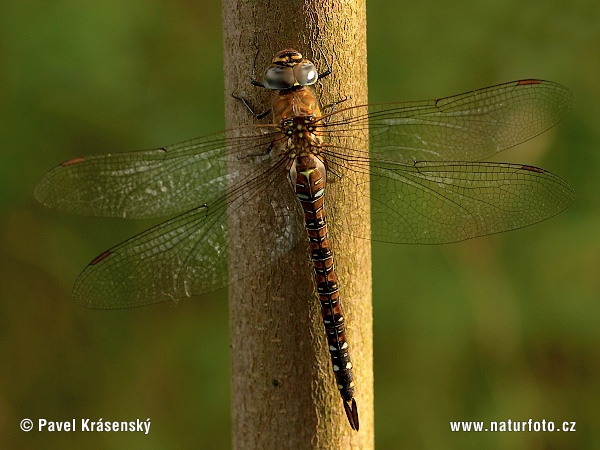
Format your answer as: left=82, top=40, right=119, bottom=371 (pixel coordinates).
left=223, top=1, right=372, bottom=448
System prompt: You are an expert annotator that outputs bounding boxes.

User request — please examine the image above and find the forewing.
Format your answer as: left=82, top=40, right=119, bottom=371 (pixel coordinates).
left=35, top=125, right=280, bottom=218
left=320, top=80, right=573, bottom=163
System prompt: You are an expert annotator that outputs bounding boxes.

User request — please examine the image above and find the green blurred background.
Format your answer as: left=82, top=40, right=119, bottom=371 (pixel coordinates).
left=1, top=0, right=598, bottom=448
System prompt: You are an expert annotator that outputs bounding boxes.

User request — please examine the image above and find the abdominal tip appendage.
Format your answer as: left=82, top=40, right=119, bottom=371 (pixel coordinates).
left=343, top=398, right=359, bottom=431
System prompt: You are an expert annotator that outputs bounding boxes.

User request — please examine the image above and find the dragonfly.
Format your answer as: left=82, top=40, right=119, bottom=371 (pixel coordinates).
left=35, top=49, right=574, bottom=431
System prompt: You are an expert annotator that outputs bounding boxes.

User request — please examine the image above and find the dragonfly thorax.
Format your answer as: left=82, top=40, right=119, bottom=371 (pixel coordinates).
left=281, top=116, right=322, bottom=154
left=272, top=86, right=322, bottom=125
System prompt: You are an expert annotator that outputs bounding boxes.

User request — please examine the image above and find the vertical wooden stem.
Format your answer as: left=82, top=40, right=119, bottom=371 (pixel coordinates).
left=223, top=1, right=372, bottom=448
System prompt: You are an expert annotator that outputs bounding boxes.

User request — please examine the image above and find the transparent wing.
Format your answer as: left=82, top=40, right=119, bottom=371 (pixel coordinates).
left=319, top=80, right=573, bottom=162
left=324, top=150, right=574, bottom=244
left=36, top=78, right=574, bottom=307
left=73, top=152, right=306, bottom=308
left=35, top=125, right=281, bottom=218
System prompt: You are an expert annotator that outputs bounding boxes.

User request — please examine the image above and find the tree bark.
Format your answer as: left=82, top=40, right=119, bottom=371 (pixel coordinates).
left=223, top=1, right=372, bottom=448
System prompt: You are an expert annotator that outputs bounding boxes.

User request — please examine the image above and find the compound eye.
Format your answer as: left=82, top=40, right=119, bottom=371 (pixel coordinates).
left=293, top=61, right=318, bottom=86
left=263, top=66, right=295, bottom=90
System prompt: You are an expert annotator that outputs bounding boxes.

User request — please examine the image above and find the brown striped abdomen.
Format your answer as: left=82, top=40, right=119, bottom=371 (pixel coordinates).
left=291, top=153, right=357, bottom=420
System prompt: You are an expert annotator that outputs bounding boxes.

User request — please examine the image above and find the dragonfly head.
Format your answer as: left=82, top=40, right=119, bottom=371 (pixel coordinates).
left=260, top=49, right=318, bottom=90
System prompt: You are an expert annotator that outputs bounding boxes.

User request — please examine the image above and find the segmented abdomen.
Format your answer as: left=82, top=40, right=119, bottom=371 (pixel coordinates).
left=292, top=153, right=355, bottom=404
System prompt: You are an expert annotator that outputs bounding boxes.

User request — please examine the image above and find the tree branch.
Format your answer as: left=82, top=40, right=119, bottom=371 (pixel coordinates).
left=223, top=1, right=372, bottom=447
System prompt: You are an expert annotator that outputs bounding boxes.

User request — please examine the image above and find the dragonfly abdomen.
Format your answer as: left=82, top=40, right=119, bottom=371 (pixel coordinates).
left=292, top=153, right=359, bottom=430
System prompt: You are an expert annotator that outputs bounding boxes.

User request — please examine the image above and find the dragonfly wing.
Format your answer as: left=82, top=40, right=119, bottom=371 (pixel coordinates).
left=35, top=126, right=280, bottom=218
left=74, top=156, right=305, bottom=308
left=324, top=152, right=574, bottom=244
left=321, top=80, right=573, bottom=163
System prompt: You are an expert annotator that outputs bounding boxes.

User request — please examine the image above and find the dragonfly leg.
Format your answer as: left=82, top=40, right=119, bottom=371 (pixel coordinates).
left=321, top=157, right=343, bottom=182
left=316, top=47, right=333, bottom=80
left=236, top=140, right=274, bottom=160
left=248, top=38, right=266, bottom=88
left=231, top=93, right=271, bottom=120
left=321, top=96, right=348, bottom=122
